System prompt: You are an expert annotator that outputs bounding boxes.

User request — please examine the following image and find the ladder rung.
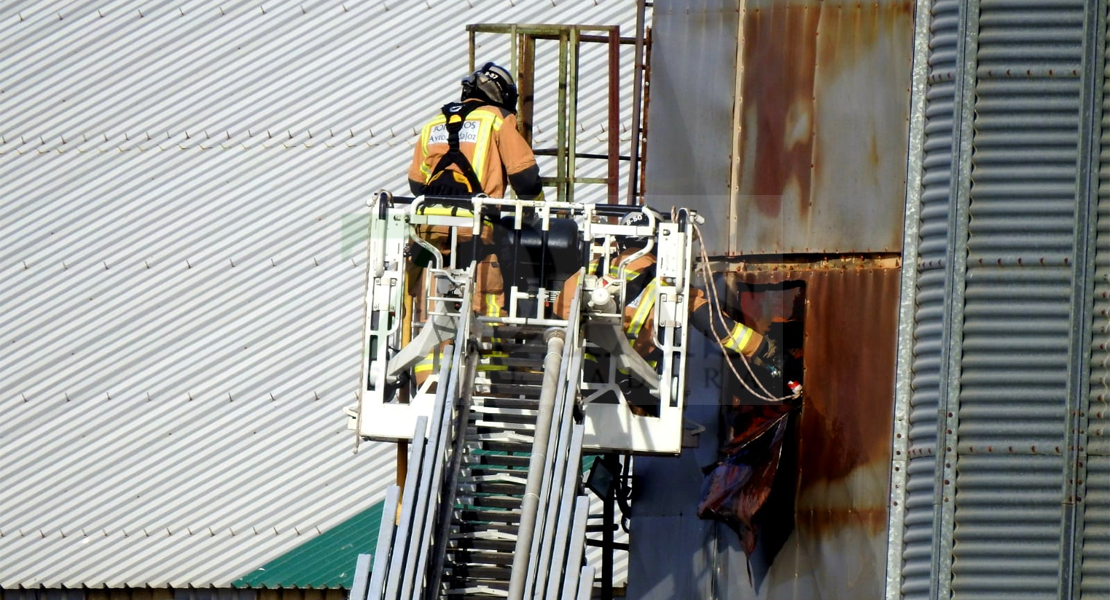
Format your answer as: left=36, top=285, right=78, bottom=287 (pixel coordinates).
left=457, top=482, right=526, bottom=496
left=475, top=442, right=532, bottom=454
left=468, top=405, right=538, bottom=418
left=446, top=550, right=516, bottom=566
left=453, top=522, right=520, bottom=535
left=468, top=420, right=536, bottom=433
left=483, top=383, right=543, bottom=396
left=454, top=509, right=521, bottom=524
left=463, top=453, right=531, bottom=467
left=448, top=537, right=518, bottom=552
left=449, top=530, right=517, bottom=542
left=459, top=473, right=528, bottom=486
left=456, top=495, right=524, bottom=510
left=466, top=431, right=534, bottom=444
left=471, top=397, right=540, bottom=410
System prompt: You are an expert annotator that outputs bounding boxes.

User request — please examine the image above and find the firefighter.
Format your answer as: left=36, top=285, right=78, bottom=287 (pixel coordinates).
left=406, top=61, right=544, bottom=319
left=394, top=62, right=545, bottom=388
left=552, top=212, right=784, bottom=413
left=408, top=61, right=542, bottom=201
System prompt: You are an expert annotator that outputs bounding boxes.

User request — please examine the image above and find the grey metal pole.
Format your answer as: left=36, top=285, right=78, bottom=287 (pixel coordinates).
left=507, top=328, right=566, bottom=600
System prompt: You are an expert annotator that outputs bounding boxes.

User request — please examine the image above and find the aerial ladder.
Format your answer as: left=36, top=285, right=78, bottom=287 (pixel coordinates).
left=345, top=191, right=700, bottom=599
left=344, top=20, right=674, bottom=600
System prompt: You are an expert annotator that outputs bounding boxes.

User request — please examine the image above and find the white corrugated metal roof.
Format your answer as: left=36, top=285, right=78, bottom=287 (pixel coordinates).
left=0, top=0, right=640, bottom=587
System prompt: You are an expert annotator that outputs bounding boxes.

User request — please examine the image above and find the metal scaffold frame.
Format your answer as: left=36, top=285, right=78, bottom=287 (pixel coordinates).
left=467, top=23, right=648, bottom=205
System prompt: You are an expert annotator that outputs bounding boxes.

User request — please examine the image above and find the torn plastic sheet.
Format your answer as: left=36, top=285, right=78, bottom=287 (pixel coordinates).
left=696, top=404, right=793, bottom=555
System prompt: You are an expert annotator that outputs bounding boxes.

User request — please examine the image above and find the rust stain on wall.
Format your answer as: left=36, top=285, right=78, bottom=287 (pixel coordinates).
left=726, top=265, right=900, bottom=536
left=739, top=4, right=819, bottom=219
left=733, top=0, right=915, bottom=254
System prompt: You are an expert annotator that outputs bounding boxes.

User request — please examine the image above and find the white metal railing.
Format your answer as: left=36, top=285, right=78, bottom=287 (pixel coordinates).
left=366, top=291, right=478, bottom=600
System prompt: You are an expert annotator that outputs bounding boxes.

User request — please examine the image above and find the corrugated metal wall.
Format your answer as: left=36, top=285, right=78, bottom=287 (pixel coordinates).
left=1085, top=3, right=1110, bottom=595
left=0, top=0, right=641, bottom=589
left=888, top=0, right=1110, bottom=598
left=896, top=0, right=961, bottom=596
left=0, top=588, right=345, bottom=600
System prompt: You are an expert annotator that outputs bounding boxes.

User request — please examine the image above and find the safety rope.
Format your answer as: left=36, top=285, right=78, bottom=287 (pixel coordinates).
left=687, top=214, right=800, bottom=402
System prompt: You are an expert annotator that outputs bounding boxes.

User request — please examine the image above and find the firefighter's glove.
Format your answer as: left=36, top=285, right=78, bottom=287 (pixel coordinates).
left=750, top=334, right=784, bottom=384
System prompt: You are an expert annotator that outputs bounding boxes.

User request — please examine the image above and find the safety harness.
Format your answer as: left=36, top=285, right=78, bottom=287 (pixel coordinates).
left=425, top=101, right=484, bottom=196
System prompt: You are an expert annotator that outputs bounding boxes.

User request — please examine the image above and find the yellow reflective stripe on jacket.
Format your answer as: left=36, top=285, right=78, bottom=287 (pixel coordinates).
left=414, top=350, right=438, bottom=373
left=485, top=294, right=501, bottom=317
left=469, top=112, right=498, bottom=182
left=609, top=264, right=640, bottom=281
left=626, top=279, right=658, bottom=337
left=722, top=323, right=755, bottom=355
left=418, top=116, right=445, bottom=181
left=617, top=360, right=658, bottom=376
left=418, top=205, right=477, bottom=218
left=416, top=349, right=510, bottom=373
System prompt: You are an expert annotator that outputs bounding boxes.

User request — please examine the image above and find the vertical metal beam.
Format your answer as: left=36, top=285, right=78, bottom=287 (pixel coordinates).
left=518, top=34, right=536, bottom=144
left=415, top=343, right=479, bottom=600
left=638, top=27, right=652, bottom=203
left=367, top=485, right=401, bottom=600
left=383, top=417, right=430, bottom=600
left=507, top=329, right=567, bottom=600
left=556, top=30, right=569, bottom=202
left=349, top=554, right=372, bottom=600
left=468, top=29, right=476, bottom=72
left=883, top=0, right=934, bottom=595
left=511, top=23, right=518, bottom=85
left=560, top=497, right=592, bottom=600
left=567, top=27, right=581, bottom=204
left=573, top=566, right=596, bottom=600
left=727, top=2, right=748, bottom=255
left=626, top=0, right=647, bottom=205
left=542, top=423, right=587, bottom=600
left=607, top=26, right=621, bottom=204
left=1062, top=0, right=1108, bottom=597
left=601, top=458, right=615, bottom=600
left=933, top=0, right=980, bottom=597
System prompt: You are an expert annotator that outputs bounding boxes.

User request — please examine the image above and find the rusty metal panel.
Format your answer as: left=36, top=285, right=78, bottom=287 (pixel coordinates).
left=628, top=262, right=901, bottom=600
left=728, top=0, right=914, bottom=255
left=707, top=264, right=900, bottom=599
left=643, top=0, right=740, bottom=251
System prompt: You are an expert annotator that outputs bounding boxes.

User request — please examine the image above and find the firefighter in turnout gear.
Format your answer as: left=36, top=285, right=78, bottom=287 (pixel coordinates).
left=396, top=62, right=545, bottom=389
left=552, top=212, right=784, bottom=413
left=408, top=62, right=542, bottom=200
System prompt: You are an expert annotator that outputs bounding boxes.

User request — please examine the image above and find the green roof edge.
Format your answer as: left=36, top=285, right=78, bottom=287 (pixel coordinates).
left=233, top=500, right=385, bottom=589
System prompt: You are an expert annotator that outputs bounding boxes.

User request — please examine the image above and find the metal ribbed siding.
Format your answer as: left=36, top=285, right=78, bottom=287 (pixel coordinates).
left=900, top=0, right=961, bottom=597
left=1083, top=459, right=1110, bottom=597
left=1083, top=6, right=1110, bottom=596
left=893, top=0, right=1110, bottom=598
left=0, top=0, right=640, bottom=588
left=953, top=1, right=1086, bottom=597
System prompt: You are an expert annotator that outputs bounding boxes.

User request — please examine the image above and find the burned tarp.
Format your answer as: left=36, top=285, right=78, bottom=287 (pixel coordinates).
left=697, top=401, right=795, bottom=553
